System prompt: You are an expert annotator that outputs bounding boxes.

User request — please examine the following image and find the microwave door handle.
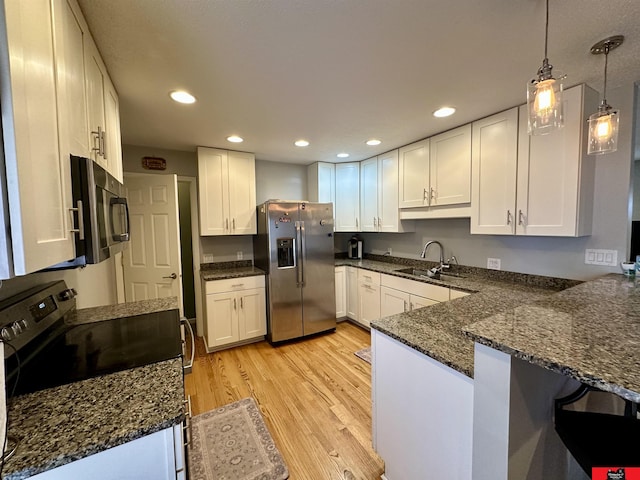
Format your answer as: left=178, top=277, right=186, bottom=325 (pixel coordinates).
left=109, top=197, right=130, bottom=241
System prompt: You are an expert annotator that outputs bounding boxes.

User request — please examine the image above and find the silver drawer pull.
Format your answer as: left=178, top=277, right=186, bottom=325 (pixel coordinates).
left=231, top=284, right=244, bottom=288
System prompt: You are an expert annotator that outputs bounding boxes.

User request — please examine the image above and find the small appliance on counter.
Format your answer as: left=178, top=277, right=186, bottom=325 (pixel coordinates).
left=347, top=235, right=363, bottom=259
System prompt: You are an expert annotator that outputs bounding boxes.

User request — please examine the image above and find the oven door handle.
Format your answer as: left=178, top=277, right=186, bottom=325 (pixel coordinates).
left=182, top=318, right=195, bottom=373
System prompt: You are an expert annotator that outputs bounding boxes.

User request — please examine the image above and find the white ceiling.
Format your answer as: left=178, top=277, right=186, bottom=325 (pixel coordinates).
left=77, top=0, right=640, bottom=165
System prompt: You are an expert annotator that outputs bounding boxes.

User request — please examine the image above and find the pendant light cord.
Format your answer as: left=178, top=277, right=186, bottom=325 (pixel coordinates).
left=602, top=44, right=609, bottom=105
left=544, top=0, right=549, bottom=61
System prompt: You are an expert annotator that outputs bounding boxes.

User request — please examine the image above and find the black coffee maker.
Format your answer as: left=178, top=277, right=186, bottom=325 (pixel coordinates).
left=347, top=235, right=363, bottom=259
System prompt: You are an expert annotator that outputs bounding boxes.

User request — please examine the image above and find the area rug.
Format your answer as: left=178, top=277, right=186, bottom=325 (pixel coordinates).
left=188, top=397, right=289, bottom=480
left=354, top=347, right=372, bottom=364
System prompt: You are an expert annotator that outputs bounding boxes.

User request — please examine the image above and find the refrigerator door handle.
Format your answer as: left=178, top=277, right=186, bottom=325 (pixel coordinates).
left=299, top=220, right=306, bottom=287
left=295, top=221, right=303, bottom=287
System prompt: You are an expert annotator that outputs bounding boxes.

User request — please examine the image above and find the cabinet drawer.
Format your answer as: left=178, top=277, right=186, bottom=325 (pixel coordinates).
left=381, top=274, right=449, bottom=302
left=204, top=275, right=265, bottom=294
left=358, top=269, right=381, bottom=285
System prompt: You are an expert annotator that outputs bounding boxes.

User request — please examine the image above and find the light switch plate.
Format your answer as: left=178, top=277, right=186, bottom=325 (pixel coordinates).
left=203, top=254, right=214, bottom=263
left=487, top=258, right=501, bottom=270
left=584, top=249, right=618, bottom=266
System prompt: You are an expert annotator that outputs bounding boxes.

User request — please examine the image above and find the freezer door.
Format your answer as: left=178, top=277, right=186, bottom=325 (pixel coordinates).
left=266, top=203, right=303, bottom=342
left=300, top=202, right=336, bottom=336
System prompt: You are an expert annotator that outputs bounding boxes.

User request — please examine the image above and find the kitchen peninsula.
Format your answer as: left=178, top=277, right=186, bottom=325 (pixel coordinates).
left=339, top=256, right=638, bottom=480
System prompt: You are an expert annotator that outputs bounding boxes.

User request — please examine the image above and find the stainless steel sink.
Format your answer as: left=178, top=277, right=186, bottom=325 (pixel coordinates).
left=395, top=267, right=466, bottom=279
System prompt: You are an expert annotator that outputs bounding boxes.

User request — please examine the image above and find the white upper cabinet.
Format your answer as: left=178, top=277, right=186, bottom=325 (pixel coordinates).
left=399, top=139, right=430, bottom=208
left=398, top=125, right=472, bottom=219
left=515, top=84, right=597, bottom=237
left=470, top=108, right=519, bottom=235
left=198, top=147, right=257, bottom=236
left=0, top=0, right=76, bottom=277
left=308, top=162, right=335, bottom=206
left=335, top=162, right=360, bottom=232
left=85, top=34, right=123, bottom=182
left=471, top=84, right=597, bottom=237
left=429, top=124, right=472, bottom=206
left=360, top=151, right=413, bottom=233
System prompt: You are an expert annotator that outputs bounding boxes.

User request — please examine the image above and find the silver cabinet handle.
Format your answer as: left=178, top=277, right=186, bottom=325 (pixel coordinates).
left=507, top=210, right=512, bottom=225
left=100, top=128, right=107, bottom=159
left=403, top=300, right=408, bottom=312
left=226, top=218, right=229, bottom=231
left=430, top=187, right=436, bottom=203
left=234, top=298, right=237, bottom=310
left=240, top=297, right=244, bottom=309
left=423, top=188, right=428, bottom=201
left=373, top=217, right=377, bottom=229
left=232, top=218, right=235, bottom=231
left=356, top=217, right=359, bottom=229
left=163, top=273, right=177, bottom=279
left=518, top=210, right=525, bottom=226
left=231, top=283, right=244, bottom=288
left=378, top=217, right=382, bottom=231
left=410, top=302, right=414, bottom=311
left=91, top=126, right=102, bottom=157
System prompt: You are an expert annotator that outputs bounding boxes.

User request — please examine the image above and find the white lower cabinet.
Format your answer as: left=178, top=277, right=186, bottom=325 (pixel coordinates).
left=380, top=286, right=438, bottom=317
left=346, top=266, right=359, bottom=321
left=203, top=276, right=266, bottom=351
left=357, top=270, right=380, bottom=328
left=373, top=330, right=473, bottom=480
left=31, top=425, right=185, bottom=480
left=335, top=266, right=347, bottom=318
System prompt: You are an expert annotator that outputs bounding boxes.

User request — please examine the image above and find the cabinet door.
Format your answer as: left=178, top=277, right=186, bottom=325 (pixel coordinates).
left=360, top=157, right=379, bottom=232
left=53, top=0, right=89, bottom=158
left=378, top=150, right=402, bottom=232
left=308, top=162, right=335, bottom=205
left=335, top=162, right=360, bottom=232
left=84, top=36, right=107, bottom=170
left=103, top=76, right=123, bottom=182
left=228, top=151, right=256, bottom=235
left=206, top=292, right=240, bottom=348
left=197, top=147, right=229, bottom=236
left=346, top=266, right=359, bottom=321
left=516, top=84, right=596, bottom=236
left=1, top=0, right=75, bottom=276
left=429, top=124, right=472, bottom=206
left=410, top=294, right=439, bottom=310
left=470, top=108, right=518, bottom=235
left=398, top=139, right=430, bottom=208
left=380, top=286, right=410, bottom=318
left=239, top=288, right=266, bottom=339
left=335, top=267, right=347, bottom=318
left=358, top=283, right=380, bottom=327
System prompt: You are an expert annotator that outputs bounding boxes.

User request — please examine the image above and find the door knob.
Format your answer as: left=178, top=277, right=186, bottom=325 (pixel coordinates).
left=163, top=273, right=177, bottom=279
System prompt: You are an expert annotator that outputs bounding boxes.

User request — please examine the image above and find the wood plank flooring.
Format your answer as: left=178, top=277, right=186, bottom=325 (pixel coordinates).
left=184, top=321, right=384, bottom=480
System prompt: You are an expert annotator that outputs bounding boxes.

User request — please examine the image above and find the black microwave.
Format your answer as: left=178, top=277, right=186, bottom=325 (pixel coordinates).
left=47, top=156, right=130, bottom=269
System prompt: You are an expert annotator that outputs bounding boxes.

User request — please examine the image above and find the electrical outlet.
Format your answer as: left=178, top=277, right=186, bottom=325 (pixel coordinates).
left=237, top=251, right=243, bottom=260
left=203, top=254, right=214, bottom=263
left=584, top=249, right=617, bottom=266
left=487, top=258, right=501, bottom=270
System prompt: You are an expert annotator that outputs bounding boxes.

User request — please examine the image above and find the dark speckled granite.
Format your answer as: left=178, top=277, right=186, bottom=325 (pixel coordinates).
left=200, top=262, right=266, bottom=281
left=464, top=274, right=640, bottom=403
left=3, top=298, right=185, bottom=480
left=67, top=297, right=179, bottom=324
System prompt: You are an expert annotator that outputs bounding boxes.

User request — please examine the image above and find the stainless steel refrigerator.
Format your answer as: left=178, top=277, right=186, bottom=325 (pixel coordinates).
left=253, top=201, right=336, bottom=342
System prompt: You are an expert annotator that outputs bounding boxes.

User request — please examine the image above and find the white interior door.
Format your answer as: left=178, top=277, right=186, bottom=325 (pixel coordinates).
left=123, top=173, right=183, bottom=316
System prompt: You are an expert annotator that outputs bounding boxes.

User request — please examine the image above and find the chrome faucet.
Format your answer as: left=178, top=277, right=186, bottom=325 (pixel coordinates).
left=420, top=240, right=448, bottom=278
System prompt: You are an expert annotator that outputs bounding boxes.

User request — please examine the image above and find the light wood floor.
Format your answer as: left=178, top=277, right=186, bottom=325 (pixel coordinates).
left=184, top=321, right=384, bottom=480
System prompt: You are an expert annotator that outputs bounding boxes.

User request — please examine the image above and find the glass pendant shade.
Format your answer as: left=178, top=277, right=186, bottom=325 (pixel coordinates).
left=527, top=76, right=563, bottom=135
left=587, top=108, right=619, bottom=155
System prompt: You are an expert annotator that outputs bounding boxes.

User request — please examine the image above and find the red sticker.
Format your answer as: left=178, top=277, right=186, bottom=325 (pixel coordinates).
left=592, top=467, right=640, bottom=480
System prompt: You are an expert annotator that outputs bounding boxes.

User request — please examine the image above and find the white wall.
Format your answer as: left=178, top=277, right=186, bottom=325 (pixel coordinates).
left=340, top=84, right=636, bottom=281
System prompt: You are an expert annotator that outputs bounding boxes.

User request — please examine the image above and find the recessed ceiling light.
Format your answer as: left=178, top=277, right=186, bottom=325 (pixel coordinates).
left=227, top=135, right=243, bottom=143
left=433, top=107, right=456, bottom=118
left=169, top=90, right=196, bottom=104
left=337, top=153, right=349, bottom=158
left=294, top=140, right=310, bottom=147
left=366, top=139, right=382, bottom=146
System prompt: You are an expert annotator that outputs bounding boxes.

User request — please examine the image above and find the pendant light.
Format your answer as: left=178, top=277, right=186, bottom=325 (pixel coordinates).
left=587, top=35, right=624, bottom=155
left=527, top=0, right=564, bottom=135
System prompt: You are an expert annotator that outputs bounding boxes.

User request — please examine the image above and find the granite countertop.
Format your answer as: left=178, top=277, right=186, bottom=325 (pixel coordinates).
left=3, top=298, right=185, bottom=480
left=200, top=260, right=266, bottom=281
left=464, top=274, right=640, bottom=403
left=339, top=256, right=574, bottom=378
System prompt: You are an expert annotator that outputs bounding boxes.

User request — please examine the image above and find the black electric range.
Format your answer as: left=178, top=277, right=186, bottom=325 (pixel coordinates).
left=2, top=281, right=182, bottom=397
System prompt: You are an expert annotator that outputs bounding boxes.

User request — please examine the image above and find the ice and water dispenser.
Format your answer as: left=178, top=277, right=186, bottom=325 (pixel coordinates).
left=277, top=238, right=295, bottom=268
